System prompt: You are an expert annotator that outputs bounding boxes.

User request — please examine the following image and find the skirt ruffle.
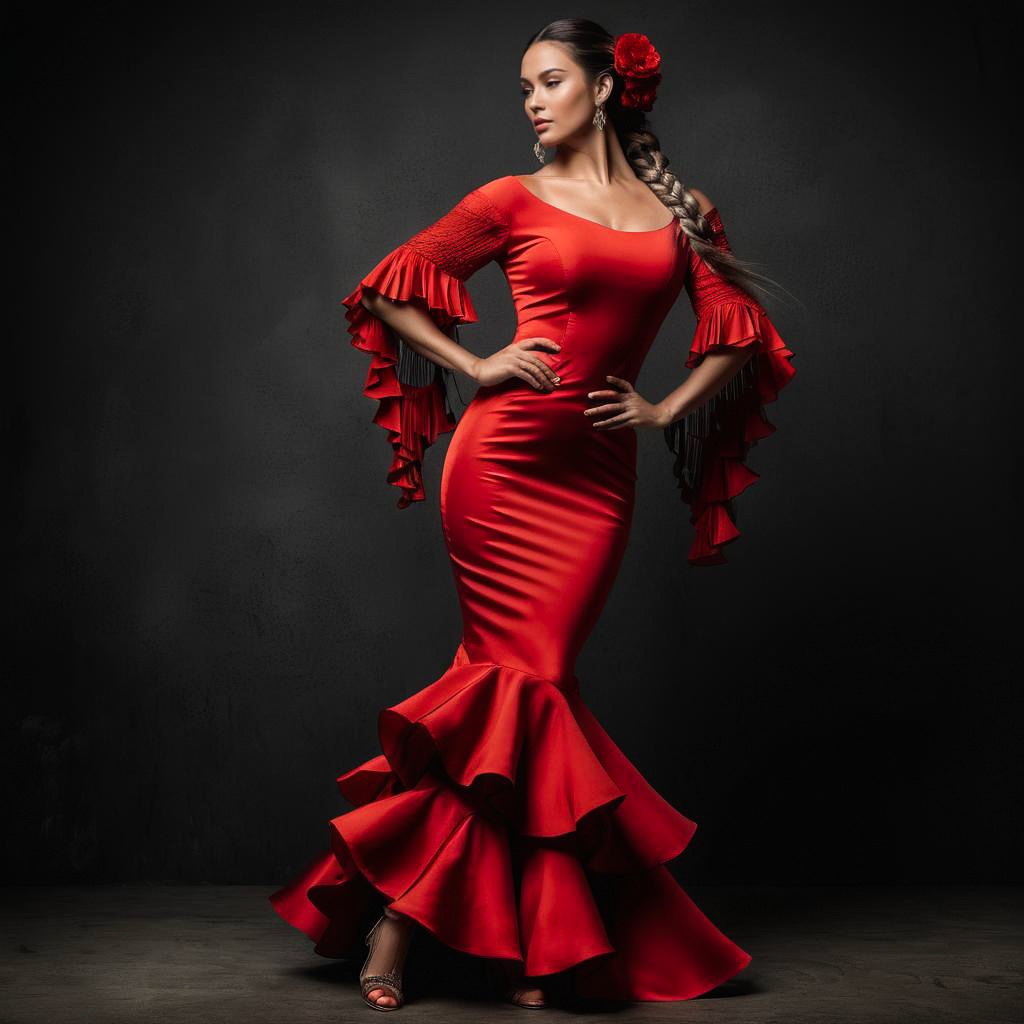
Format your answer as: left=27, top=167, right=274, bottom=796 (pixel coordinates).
left=269, top=643, right=752, bottom=1001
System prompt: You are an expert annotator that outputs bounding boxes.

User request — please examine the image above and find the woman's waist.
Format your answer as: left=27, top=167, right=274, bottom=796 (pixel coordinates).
left=474, top=375, right=614, bottom=403
left=462, top=381, right=637, bottom=456
left=508, top=316, right=648, bottom=390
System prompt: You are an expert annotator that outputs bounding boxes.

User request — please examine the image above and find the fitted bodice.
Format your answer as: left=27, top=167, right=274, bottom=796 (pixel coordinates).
left=476, top=175, right=689, bottom=405
left=340, top=172, right=796, bottom=565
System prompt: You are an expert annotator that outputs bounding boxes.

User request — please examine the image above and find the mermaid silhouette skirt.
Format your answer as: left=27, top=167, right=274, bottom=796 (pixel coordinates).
left=269, top=177, right=798, bottom=1000
left=268, top=387, right=752, bottom=996
left=268, top=370, right=753, bottom=1003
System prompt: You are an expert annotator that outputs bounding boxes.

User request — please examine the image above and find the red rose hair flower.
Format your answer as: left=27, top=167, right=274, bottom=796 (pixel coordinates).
left=613, top=33, right=662, bottom=111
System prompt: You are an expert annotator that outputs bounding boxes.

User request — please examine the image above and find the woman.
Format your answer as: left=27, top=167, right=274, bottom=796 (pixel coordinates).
left=270, top=18, right=796, bottom=1011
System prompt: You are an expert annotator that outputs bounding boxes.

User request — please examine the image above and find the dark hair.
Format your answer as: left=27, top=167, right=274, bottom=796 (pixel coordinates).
left=523, top=18, right=787, bottom=306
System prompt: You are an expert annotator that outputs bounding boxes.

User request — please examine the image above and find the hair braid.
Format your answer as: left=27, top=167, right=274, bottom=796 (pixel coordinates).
left=622, top=129, right=784, bottom=306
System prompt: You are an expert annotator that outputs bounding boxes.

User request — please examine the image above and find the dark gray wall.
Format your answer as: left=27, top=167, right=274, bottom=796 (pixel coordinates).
left=8, top=3, right=1019, bottom=884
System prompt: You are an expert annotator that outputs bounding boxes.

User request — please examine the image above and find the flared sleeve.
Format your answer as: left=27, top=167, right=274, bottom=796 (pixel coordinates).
left=340, top=187, right=511, bottom=508
left=665, top=207, right=797, bottom=566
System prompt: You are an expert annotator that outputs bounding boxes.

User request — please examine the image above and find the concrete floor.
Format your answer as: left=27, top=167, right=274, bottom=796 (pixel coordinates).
left=1, top=884, right=1020, bottom=1023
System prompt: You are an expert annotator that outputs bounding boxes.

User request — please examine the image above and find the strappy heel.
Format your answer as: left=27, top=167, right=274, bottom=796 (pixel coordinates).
left=359, top=906, right=413, bottom=1011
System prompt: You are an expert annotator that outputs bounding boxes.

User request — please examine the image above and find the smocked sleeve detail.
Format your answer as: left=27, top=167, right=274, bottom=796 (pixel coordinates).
left=665, top=207, right=797, bottom=566
left=340, top=189, right=510, bottom=508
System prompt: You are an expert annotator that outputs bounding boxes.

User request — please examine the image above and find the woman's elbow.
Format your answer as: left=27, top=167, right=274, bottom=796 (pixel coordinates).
left=361, top=293, right=405, bottom=319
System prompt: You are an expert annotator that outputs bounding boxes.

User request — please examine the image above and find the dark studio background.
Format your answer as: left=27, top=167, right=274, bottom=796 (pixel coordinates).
left=7, top=1, right=1020, bottom=893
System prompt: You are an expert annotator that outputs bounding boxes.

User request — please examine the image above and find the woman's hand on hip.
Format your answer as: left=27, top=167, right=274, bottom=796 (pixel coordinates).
left=470, top=337, right=562, bottom=390
left=585, top=376, right=667, bottom=430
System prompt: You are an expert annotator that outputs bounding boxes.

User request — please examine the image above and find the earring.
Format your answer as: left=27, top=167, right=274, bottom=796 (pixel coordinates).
left=593, top=104, right=607, bottom=131
left=533, top=141, right=546, bottom=163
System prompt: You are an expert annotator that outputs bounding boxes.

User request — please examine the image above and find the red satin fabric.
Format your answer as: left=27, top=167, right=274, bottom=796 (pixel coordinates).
left=270, top=176, right=796, bottom=1000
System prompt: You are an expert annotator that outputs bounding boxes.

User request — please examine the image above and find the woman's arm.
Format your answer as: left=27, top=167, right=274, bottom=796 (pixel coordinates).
left=656, top=185, right=753, bottom=424
left=585, top=347, right=753, bottom=431
left=342, top=185, right=510, bottom=508
left=360, top=293, right=478, bottom=377
left=362, top=293, right=562, bottom=391
left=653, top=347, right=754, bottom=427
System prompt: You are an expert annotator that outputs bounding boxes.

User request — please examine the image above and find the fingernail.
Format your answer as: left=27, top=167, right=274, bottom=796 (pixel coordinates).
left=553, top=376, right=560, bottom=382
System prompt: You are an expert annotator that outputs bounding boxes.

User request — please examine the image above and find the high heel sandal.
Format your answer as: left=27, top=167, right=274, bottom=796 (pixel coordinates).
left=488, top=961, right=547, bottom=1009
left=504, top=985, right=547, bottom=1009
left=359, top=906, right=412, bottom=1011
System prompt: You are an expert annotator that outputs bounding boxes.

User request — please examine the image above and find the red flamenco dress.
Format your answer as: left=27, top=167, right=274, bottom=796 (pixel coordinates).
left=269, top=176, right=796, bottom=1000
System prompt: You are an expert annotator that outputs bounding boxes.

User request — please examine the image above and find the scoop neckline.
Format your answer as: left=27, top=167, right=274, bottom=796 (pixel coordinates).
left=509, top=174, right=687, bottom=235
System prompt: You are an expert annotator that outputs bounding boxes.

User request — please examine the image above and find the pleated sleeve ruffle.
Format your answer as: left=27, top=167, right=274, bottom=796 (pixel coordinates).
left=340, top=188, right=510, bottom=508
left=665, top=207, right=797, bottom=566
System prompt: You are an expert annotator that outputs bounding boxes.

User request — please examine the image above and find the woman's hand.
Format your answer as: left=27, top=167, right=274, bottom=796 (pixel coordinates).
left=585, top=375, right=668, bottom=430
left=471, top=337, right=562, bottom=390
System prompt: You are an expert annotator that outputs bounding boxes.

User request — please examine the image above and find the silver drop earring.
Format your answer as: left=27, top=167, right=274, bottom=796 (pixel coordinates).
left=533, top=141, right=546, bottom=163
left=593, top=103, right=607, bottom=131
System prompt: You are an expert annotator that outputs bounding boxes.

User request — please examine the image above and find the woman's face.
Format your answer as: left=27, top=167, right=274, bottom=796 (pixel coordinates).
left=520, top=41, right=609, bottom=148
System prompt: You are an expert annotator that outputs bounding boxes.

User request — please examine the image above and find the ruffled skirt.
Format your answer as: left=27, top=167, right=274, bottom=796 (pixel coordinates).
left=269, top=643, right=751, bottom=1001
